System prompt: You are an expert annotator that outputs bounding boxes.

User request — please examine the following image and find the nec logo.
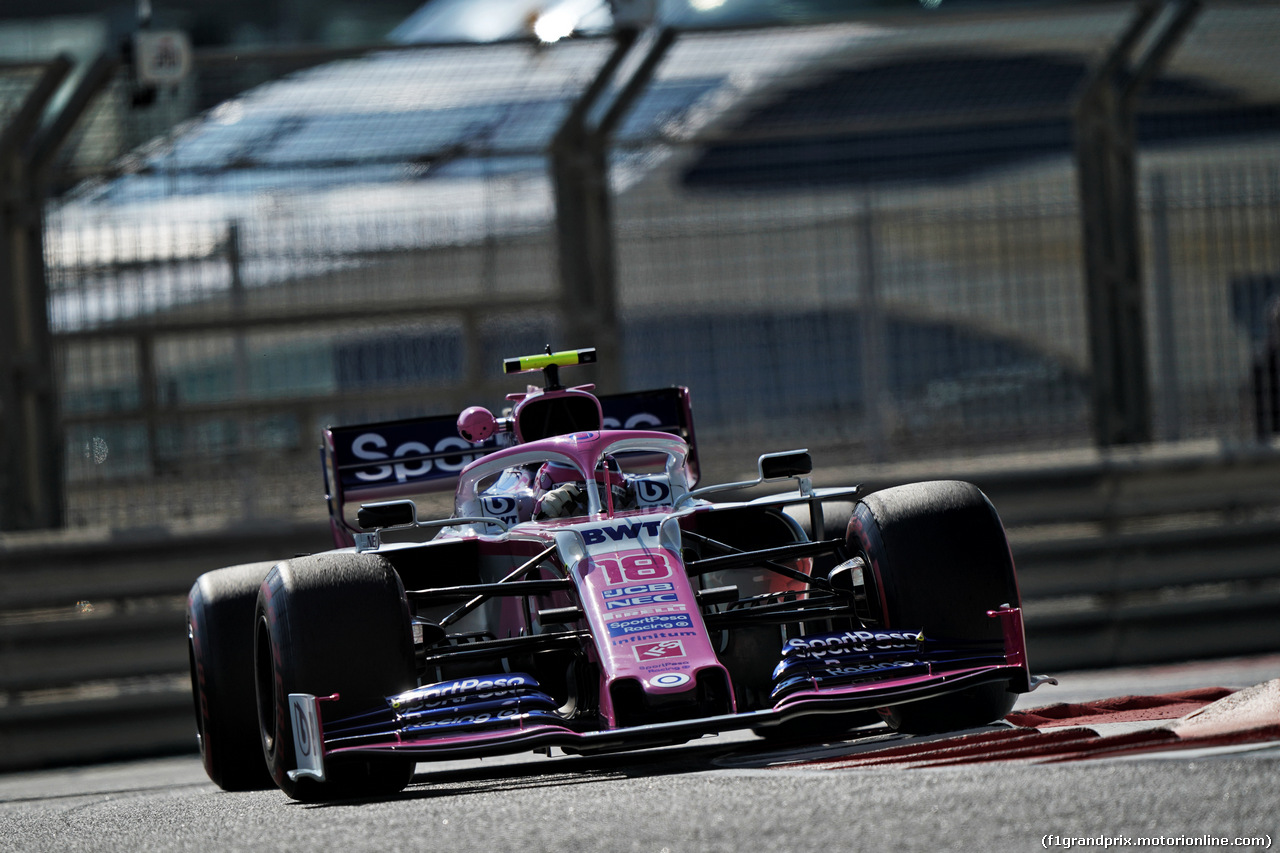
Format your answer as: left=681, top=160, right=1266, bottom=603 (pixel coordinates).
left=582, top=520, right=662, bottom=545
left=605, top=592, right=679, bottom=611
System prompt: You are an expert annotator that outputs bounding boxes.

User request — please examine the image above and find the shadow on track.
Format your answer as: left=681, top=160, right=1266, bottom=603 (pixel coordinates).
left=294, top=725, right=916, bottom=808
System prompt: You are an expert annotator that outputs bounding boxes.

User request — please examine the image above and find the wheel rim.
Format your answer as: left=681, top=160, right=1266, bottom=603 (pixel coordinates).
left=254, top=612, right=277, bottom=753
left=187, top=626, right=206, bottom=756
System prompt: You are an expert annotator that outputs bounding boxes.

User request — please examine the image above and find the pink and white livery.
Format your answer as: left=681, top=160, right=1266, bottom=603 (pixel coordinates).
left=187, top=347, right=1054, bottom=800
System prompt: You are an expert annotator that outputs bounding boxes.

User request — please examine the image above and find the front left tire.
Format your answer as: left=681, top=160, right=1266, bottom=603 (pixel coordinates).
left=254, top=552, right=418, bottom=801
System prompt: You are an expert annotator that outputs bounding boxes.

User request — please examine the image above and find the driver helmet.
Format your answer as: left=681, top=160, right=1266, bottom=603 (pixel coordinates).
left=532, top=457, right=634, bottom=518
left=535, top=458, right=625, bottom=492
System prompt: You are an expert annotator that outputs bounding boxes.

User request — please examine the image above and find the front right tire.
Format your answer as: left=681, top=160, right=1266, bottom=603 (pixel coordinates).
left=847, top=480, right=1022, bottom=735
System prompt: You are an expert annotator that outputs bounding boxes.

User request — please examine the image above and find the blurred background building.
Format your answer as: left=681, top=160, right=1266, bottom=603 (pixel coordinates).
left=2, top=0, right=1279, bottom=530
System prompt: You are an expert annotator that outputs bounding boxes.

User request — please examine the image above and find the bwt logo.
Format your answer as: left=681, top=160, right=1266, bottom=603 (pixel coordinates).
left=582, top=520, right=663, bottom=545
left=350, top=433, right=477, bottom=483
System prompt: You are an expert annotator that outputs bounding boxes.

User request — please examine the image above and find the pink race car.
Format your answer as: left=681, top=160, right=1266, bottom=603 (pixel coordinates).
left=188, top=347, right=1051, bottom=800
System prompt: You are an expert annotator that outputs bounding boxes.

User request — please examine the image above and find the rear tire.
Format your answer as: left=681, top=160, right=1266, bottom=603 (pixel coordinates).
left=254, top=553, right=418, bottom=801
left=187, top=562, right=278, bottom=791
left=847, top=481, right=1021, bottom=735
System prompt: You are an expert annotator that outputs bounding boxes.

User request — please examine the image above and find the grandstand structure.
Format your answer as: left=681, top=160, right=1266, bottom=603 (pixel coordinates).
left=2, top=0, right=1278, bottom=529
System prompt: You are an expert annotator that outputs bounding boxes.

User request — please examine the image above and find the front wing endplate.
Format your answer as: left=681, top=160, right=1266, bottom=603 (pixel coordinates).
left=287, top=693, right=327, bottom=783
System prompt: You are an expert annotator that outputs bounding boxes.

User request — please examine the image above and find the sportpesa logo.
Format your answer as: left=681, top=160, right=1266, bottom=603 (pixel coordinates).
left=783, top=629, right=924, bottom=658
left=349, top=433, right=478, bottom=484
left=388, top=674, right=534, bottom=712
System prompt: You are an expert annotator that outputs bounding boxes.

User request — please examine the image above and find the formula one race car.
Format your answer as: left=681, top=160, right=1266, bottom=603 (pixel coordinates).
left=187, top=348, right=1052, bottom=800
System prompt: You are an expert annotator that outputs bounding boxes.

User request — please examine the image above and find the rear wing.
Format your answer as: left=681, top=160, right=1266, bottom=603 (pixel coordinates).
left=322, top=387, right=698, bottom=545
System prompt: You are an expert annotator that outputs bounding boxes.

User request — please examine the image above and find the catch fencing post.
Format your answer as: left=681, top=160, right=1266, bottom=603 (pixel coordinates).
left=0, top=57, right=72, bottom=530
left=550, top=27, right=676, bottom=393
left=1149, top=171, right=1181, bottom=441
left=1073, top=0, right=1201, bottom=447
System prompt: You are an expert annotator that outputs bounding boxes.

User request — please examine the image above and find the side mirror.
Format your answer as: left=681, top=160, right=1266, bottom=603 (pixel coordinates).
left=358, top=500, right=417, bottom=530
left=759, top=450, right=811, bottom=480
left=676, top=448, right=814, bottom=507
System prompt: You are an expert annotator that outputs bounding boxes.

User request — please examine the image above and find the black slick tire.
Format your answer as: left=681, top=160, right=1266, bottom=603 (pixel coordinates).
left=187, top=561, right=278, bottom=791
left=847, top=480, right=1021, bottom=735
left=254, top=552, right=417, bottom=801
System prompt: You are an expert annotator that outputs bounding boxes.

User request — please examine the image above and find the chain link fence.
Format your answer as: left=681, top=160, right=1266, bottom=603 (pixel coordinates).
left=612, top=5, right=1280, bottom=458
left=5, top=2, right=1280, bottom=529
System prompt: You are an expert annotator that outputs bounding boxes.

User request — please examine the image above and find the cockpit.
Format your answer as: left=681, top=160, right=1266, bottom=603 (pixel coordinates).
left=454, top=431, right=694, bottom=525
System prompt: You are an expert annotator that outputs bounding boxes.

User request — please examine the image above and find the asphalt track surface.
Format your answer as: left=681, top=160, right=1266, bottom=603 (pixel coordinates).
left=3, top=655, right=1278, bottom=853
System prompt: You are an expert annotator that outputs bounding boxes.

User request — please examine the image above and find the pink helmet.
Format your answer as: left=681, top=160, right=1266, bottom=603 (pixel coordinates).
left=536, top=458, right=625, bottom=491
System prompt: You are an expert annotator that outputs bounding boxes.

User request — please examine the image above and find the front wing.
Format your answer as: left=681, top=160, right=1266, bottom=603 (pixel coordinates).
left=287, top=611, right=1041, bottom=780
